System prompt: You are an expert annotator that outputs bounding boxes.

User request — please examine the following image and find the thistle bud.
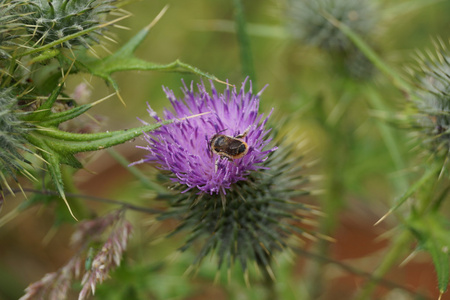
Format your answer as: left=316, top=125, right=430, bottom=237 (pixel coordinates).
left=410, top=42, right=450, bottom=163
left=286, top=0, right=379, bottom=78
left=0, top=89, right=32, bottom=191
left=14, top=0, right=119, bottom=48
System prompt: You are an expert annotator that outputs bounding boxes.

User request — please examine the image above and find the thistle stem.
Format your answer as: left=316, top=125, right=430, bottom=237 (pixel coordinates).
left=107, top=148, right=168, bottom=194
left=5, top=188, right=165, bottom=215
left=233, top=0, right=256, bottom=86
left=308, top=119, right=347, bottom=299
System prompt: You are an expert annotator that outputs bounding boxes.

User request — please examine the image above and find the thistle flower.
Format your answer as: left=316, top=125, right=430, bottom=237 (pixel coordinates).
left=134, top=80, right=317, bottom=276
left=14, top=0, right=119, bottom=48
left=134, top=79, right=276, bottom=198
left=410, top=42, right=450, bottom=162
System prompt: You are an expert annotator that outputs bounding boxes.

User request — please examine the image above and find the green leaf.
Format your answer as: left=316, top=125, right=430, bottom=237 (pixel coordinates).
left=408, top=211, right=450, bottom=294
left=38, top=103, right=92, bottom=127
left=32, top=119, right=175, bottom=153
left=22, top=81, right=64, bottom=122
left=24, top=112, right=208, bottom=219
left=75, top=22, right=219, bottom=91
left=26, top=133, right=78, bottom=220
left=233, top=0, right=256, bottom=85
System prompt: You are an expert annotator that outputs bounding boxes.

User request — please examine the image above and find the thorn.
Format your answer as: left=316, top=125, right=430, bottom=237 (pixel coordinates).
left=17, top=183, right=28, bottom=199
left=214, top=78, right=234, bottom=87
left=0, top=206, right=21, bottom=227
left=102, top=34, right=118, bottom=44
left=98, top=13, right=130, bottom=29
left=374, top=209, right=393, bottom=226
left=400, top=250, right=417, bottom=267
left=213, top=270, right=220, bottom=285
left=179, top=111, right=211, bottom=121
left=265, top=265, right=276, bottom=281
left=0, top=173, right=14, bottom=196
left=61, top=193, right=78, bottom=221
left=113, top=24, right=131, bottom=30
left=302, top=231, right=318, bottom=241
left=62, top=56, right=76, bottom=83
left=220, top=192, right=226, bottom=210
left=91, top=93, right=116, bottom=106
left=317, top=233, right=336, bottom=243
left=100, top=43, right=113, bottom=55
left=81, top=167, right=98, bottom=175
left=116, top=90, right=126, bottom=107
left=183, top=265, right=194, bottom=277
left=244, top=270, right=250, bottom=288
left=145, top=5, right=169, bottom=31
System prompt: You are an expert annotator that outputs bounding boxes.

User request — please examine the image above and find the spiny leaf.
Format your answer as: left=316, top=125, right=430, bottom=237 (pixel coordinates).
left=37, top=103, right=92, bottom=127
left=22, top=81, right=64, bottom=122
left=26, top=133, right=78, bottom=220
left=24, top=114, right=208, bottom=219
left=75, top=20, right=219, bottom=91
left=32, top=119, right=178, bottom=153
left=407, top=211, right=450, bottom=294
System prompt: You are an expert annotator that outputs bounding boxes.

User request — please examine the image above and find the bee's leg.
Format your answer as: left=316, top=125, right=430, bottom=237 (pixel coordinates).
left=227, top=157, right=238, bottom=167
left=236, top=128, right=249, bottom=139
left=215, top=157, right=219, bottom=173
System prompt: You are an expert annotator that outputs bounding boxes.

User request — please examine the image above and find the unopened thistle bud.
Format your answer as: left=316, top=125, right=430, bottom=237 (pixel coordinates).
left=133, top=80, right=317, bottom=276
left=410, top=42, right=450, bottom=163
left=286, top=0, right=379, bottom=78
left=14, top=0, right=119, bottom=48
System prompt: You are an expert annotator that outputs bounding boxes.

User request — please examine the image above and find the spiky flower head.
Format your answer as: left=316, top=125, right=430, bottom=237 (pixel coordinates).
left=286, top=0, right=378, bottom=78
left=287, top=0, right=378, bottom=52
left=134, top=80, right=316, bottom=275
left=0, top=88, right=32, bottom=191
left=0, top=0, right=23, bottom=58
left=135, top=79, right=276, bottom=197
left=410, top=43, right=450, bottom=162
left=14, top=0, right=118, bottom=48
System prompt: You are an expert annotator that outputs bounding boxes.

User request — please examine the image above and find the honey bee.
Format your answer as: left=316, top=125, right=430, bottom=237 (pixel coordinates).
left=209, top=130, right=249, bottom=160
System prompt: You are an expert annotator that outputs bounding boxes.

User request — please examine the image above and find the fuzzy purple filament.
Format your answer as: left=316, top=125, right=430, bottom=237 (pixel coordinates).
left=133, top=79, right=277, bottom=195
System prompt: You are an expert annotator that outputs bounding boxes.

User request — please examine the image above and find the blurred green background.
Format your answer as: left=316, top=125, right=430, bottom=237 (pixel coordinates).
left=2, top=0, right=450, bottom=299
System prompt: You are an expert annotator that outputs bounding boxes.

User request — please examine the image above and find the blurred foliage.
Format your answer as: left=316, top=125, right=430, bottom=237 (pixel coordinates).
left=2, top=0, right=450, bottom=300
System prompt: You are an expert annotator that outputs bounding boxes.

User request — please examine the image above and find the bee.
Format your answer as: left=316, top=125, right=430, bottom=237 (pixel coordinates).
left=209, top=130, right=249, bottom=160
